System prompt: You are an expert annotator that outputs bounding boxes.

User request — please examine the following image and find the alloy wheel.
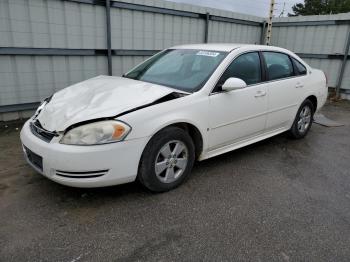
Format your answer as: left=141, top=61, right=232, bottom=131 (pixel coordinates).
left=297, top=105, right=312, bottom=133
left=154, top=140, right=188, bottom=183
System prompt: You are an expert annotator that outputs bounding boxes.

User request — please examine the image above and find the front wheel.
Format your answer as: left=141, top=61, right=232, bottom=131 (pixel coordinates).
left=137, top=127, right=195, bottom=192
left=289, top=99, right=314, bottom=139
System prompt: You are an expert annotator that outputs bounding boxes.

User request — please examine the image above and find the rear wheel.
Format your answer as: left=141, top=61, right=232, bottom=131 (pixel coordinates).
left=138, top=127, right=195, bottom=192
left=289, top=99, right=314, bottom=139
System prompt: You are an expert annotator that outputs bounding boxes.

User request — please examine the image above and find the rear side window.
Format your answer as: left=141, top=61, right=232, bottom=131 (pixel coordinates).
left=217, top=52, right=262, bottom=87
left=292, top=58, right=307, bottom=75
left=263, top=52, right=294, bottom=81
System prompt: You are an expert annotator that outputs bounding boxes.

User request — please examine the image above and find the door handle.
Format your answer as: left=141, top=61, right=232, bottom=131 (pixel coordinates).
left=295, top=83, right=304, bottom=88
left=254, top=90, right=266, bottom=97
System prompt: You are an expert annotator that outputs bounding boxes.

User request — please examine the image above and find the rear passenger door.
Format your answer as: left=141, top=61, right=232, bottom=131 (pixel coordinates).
left=263, top=52, right=304, bottom=131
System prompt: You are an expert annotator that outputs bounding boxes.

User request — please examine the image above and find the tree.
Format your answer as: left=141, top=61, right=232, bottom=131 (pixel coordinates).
left=289, top=0, right=350, bottom=16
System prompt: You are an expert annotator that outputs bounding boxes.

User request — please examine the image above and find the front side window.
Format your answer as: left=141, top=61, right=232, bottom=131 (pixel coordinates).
left=124, top=49, right=227, bottom=93
left=263, top=52, right=294, bottom=81
left=217, top=52, right=262, bottom=88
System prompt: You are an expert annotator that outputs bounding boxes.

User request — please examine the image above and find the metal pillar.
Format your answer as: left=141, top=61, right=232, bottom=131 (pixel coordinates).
left=105, top=0, right=112, bottom=76
left=335, top=25, right=350, bottom=99
left=260, top=21, right=267, bottom=45
left=204, top=12, right=209, bottom=43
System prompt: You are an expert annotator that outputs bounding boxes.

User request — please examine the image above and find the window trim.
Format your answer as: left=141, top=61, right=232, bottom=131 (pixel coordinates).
left=210, top=49, right=309, bottom=95
left=262, top=51, right=296, bottom=81
left=259, top=51, right=309, bottom=85
left=210, top=50, right=264, bottom=94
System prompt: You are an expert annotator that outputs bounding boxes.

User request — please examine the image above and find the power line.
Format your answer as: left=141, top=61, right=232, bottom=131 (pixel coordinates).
left=278, top=2, right=286, bottom=17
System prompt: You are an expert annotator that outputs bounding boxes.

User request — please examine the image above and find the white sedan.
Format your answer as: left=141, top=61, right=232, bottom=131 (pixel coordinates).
left=20, top=44, right=328, bottom=192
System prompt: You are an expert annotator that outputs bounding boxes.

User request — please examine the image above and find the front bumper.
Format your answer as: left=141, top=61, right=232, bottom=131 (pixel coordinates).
left=20, top=120, right=149, bottom=188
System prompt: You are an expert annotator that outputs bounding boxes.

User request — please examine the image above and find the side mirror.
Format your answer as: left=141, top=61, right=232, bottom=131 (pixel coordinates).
left=222, top=77, right=247, bottom=92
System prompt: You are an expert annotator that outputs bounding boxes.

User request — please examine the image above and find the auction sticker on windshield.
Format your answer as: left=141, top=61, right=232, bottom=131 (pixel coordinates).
left=196, top=51, right=220, bottom=57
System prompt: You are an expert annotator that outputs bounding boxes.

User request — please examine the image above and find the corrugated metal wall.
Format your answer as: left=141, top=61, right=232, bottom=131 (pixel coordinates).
left=272, top=13, right=350, bottom=91
left=115, top=0, right=263, bottom=46
left=0, top=0, right=106, bottom=49
left=0, top=0, right=108, bottom=120
left=1, top=55, right=107, bottom=106
left=0, top=0, right=264, bottom=120
left=2, top=0, right=350, bottom=121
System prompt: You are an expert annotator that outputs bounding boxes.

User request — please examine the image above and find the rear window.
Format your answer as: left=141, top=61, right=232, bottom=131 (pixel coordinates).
left=292, top=58, right=307, bottom=75
left=263, top=52, right=294, bottom=81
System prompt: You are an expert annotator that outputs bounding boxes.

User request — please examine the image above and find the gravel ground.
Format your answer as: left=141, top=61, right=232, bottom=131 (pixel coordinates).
left=0, top=101, right=350, bottom=262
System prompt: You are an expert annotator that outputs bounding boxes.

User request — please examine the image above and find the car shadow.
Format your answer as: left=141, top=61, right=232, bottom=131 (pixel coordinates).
left=42, top=131, right=294, bottom=201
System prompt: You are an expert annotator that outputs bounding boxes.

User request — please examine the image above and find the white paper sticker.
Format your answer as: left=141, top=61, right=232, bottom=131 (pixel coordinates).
left=196, top=51, right=220, bottom=57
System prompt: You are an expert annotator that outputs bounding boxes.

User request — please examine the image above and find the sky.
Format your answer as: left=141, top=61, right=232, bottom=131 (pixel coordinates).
left=166, top=0, right=302, bottom=17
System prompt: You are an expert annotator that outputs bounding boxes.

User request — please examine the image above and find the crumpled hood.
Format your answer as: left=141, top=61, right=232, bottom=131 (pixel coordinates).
left=36, top=75, right=177, bottom=132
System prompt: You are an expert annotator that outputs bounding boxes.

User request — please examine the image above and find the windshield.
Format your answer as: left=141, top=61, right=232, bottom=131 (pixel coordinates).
left=124, top=49, right=228, bottom=92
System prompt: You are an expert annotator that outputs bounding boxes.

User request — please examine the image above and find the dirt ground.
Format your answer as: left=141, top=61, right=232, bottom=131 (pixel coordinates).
left=0, top=101, right=350, bottom=261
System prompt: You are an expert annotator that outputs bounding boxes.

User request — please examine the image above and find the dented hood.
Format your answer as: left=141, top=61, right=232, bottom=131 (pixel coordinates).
left=36, top=76, right=177, bottom=132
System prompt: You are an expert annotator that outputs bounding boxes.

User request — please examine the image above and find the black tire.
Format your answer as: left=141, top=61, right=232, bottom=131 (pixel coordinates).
left=137, top=126, right=195, bottom=192
left=289, top=99, right=314, bottom=139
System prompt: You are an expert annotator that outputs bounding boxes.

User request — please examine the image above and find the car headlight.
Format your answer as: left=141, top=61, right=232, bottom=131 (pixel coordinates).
left=60, top=120, right=131, bottom=145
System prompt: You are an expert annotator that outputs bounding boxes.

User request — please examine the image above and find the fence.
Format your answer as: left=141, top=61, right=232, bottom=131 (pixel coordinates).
left=272, top=13, right=350, bottom=99
left=0, top=0, right=265, bottom=120
left=1, top=0, right=350, bottom=121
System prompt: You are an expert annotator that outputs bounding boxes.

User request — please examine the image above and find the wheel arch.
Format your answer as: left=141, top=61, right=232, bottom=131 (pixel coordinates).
left=306, top=95, right=318, bottom=112
left=166, top=122, right=203, bottom=160
left=146, top=121, right=205, bottom=160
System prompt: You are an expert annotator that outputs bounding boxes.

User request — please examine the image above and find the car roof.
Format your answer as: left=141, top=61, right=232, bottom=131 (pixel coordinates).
left=171, top=43, right=285, bottom=53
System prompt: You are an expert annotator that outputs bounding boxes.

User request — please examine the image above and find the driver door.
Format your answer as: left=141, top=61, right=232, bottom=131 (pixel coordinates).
left=208, top=52, right=268, bottom=151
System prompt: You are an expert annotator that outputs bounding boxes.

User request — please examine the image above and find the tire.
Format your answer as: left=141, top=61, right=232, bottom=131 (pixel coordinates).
left=289, top=99, right=314, bottom=139
left=137, top=126, right=195, bottom=192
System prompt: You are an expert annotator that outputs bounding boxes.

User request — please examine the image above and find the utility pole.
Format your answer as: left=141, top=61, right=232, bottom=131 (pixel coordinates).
left=265, top=0, right=275, bottom=45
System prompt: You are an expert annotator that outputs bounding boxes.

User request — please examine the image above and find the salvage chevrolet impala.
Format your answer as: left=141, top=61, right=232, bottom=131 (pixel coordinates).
left=20, top=44, right=328, bottom=192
